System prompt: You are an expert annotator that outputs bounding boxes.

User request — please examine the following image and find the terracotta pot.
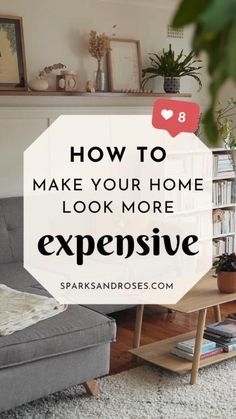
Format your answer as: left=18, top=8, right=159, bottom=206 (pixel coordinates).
left=217, top=271, right=236, bottom=293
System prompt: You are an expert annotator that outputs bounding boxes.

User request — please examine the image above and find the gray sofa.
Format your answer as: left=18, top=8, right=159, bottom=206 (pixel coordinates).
left=0, top=197, right=133, bottom=413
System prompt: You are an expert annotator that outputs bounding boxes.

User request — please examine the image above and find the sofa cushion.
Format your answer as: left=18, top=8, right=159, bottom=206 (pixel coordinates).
left=0, top=206, right=13, bottom=263
left=0, top=262, right=116, bottom=369
left=0, top=197, right=23, bottom=262
left=85, top=304, right=135, bottom=314
left=0, top=262, right=38, bottom=291
left=0, top=304, right=116, bottom=370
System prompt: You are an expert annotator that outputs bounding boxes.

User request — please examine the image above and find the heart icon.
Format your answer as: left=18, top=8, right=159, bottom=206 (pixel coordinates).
left=161, top=109, right=173, bottom=120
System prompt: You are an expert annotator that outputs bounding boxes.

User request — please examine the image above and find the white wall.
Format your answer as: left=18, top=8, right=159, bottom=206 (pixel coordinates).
left=2, top=0, right=234, bottom=198
left=0, top=106, right=153, bottom=198
left=0, top=0, right=209, bottom=106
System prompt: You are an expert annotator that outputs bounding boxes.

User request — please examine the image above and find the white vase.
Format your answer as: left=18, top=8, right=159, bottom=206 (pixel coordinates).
left=29, top=77, right=48, bottom=91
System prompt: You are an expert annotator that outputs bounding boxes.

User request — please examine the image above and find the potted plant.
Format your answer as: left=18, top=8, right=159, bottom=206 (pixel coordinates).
left=214, top=253, right=236, bottom=293
left=142, top=44, right=202, bottom=93
left=216, top=98, right=236, bottom=170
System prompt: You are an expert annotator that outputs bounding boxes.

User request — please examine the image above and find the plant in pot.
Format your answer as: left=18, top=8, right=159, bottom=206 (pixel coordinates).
left=214, top=253, right=236, bottom=294
left=216, top=98, right=236, bottom=170
left=142, top=44, right=202, bottom=93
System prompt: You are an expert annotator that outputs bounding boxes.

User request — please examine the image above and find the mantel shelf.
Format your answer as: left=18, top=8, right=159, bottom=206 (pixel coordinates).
left=0, top=90, right=192, bottom=98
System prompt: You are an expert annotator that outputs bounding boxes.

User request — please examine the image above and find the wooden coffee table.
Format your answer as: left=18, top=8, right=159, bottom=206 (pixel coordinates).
left=130, top=270, right=236, bottom=384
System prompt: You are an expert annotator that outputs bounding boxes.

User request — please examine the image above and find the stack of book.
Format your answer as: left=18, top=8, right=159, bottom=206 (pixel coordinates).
left=213, top=236, right=234, bottom=257
left=213, top=153, right=235, bottom=178
left=170, top=338, right=223, bottom=361
left=213, top=208, right=235, bottom=235
left=204, top=319, right=236, bottom=352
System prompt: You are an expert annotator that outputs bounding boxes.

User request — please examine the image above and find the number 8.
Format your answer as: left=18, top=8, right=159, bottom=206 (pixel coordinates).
left=178, top=112, right=186, bottom=123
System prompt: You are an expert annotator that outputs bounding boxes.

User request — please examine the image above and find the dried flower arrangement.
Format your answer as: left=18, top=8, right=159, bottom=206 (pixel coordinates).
left=88, top=30, right=110, bottom=63
left=88, top=30, right=110, bottom=92
left=39, top=63, right=66, bottom=78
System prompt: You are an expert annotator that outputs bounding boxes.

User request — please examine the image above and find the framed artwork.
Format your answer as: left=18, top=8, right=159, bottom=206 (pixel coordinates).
left=0, top=15, right=27, bottom=90
left=107, top=38, right=142, bottom=92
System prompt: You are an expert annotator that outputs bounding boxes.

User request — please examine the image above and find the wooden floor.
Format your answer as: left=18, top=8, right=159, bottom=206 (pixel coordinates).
left=110, top=302, right=236, bottom=375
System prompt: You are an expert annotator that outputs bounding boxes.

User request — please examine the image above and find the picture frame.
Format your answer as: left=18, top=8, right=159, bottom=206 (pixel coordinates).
left=0, top=15, right=27, bottom=90
left=107, top=38, right=142, bottom=92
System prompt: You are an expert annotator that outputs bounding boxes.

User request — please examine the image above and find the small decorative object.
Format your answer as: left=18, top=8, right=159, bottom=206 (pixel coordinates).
left=213, top=209, right=225, bottom=224
left=56, top=71, right=78, bottom=92
left=28, top=77, right=48, bottom=91
left=38, top=63, right=66, bottom=78
left=29, top=63, right=66, bottom=92
left=142, top=44, right=202, bottom=93
left=88, top=30, right=110, bottom=92
left=214, top=253, right=236, bottom=293
left=0, top=15, right=27, bottom=90
left=107, top=38, right=142, bottom=92
left=93, top=70, right=105, bottom=92
left=86, top=80, right=95, bottom=93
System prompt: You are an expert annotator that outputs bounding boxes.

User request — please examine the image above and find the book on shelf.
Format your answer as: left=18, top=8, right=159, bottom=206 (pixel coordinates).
left=206, top=319, right=236, bottom=338
left=212, top=180, right=235, bottom=207
left=213, top=154, right=235, bottom=177
left=204, top=330, right=236, bottom=344
left=171, top=345, right=223, bottom=361
left=175, top=337, right=216, bottom=354
left=225, top=343, right=236, bottom=352
left=204, top=331, right=236, bottom=352
left=213, top=236, right=234, bottom=257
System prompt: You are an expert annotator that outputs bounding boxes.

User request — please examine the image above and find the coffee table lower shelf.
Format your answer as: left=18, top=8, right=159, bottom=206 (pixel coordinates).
left=130, top=331, right=236, bottom=375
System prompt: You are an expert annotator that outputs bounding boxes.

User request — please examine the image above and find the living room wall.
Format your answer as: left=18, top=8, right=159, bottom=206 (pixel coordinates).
left=0, top=0, right=209, bottom=105
left=2, top=0, right=234, bottom=199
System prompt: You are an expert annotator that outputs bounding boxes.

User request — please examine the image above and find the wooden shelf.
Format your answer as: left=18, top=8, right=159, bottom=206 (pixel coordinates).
left=213, top=174, right=235, bottom=181
left=0, top=90, right=192, bottom=98
left=211, top=148, right=230, bottom=153
left=130, top=331, right=236, bottom=374
left=213, top=232, right=235, bottom=239
left=213, top=203, right=235, bottom=209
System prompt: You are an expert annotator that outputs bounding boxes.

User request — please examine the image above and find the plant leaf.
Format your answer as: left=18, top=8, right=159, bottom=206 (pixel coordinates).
left=172, top=0, right=210, bottom=27
left=200, top=0, right=236, bottom=32
left=227, top=22, right=236, bottom=81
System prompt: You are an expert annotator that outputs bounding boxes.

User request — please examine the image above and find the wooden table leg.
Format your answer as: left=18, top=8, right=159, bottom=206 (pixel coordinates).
left=190, top=308, right=207, bottom=385
left=213, top=305, right=221, bottom=322
left=83, top=380, right=101, bottom=396
left=133, top=305, right=144, bottom=348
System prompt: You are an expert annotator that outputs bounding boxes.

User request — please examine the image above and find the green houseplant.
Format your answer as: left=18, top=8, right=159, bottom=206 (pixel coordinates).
left=142, top=44, right=202, bottom=93
left=216, top=98, right=236, bottom=169
left=172, top=0, right=236, bottom=144
left=214, top=253, right=236, bottom=293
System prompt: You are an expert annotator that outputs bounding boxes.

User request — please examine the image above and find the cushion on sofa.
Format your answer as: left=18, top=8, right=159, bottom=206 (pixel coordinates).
left=0, top=304, right=116, bottom=369
left=0, top=206, right=13, bottom=264
left=0, top=262, right=38, bottom=291
left=0, top=262, right=116, bottom=370
left=0, top=197, right=23, bottom=262
left=84, top=304, right=135, bottom=314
